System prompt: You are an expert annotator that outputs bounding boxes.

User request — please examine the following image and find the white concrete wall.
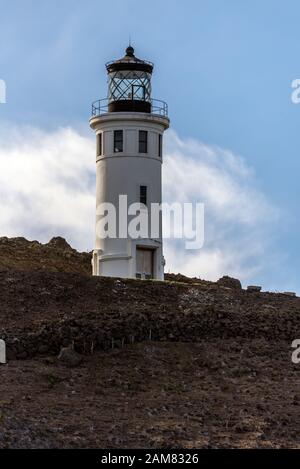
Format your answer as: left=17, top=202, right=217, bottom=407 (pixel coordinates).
left=90, top=113, right=169, bottom=280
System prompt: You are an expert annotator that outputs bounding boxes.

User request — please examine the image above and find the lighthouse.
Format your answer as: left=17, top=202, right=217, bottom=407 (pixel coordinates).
left=90, top=45, right=170, bottom=280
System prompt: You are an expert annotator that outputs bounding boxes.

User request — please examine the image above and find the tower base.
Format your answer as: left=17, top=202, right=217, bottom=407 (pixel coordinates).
left=92, top=240, right=165, bottom=281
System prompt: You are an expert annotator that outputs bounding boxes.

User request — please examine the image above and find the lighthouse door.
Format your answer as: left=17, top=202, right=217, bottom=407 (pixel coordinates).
left=136, top=248, right=154, bottom=280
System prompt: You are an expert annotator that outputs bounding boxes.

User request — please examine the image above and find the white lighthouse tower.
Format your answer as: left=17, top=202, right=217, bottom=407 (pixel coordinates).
left=90, top=45, right=169, bottom=280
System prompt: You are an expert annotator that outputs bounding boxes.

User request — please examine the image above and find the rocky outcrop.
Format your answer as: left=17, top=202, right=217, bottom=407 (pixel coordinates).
left=46, top=237, right=74, bottom=251
left=0, top=236, right=91, bottom=275
left=217, top=276, right=242, bottom=290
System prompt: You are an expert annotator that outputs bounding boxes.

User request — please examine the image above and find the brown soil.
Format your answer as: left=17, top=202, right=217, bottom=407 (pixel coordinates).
left=1, top=341, right=299, bottom=449
left=0, top=237, right=299, bottom=448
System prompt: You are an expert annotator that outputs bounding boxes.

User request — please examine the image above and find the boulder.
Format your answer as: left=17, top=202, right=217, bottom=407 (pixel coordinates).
left=58, top=346, right=83, bottom=368
left=217, top=276, right=242, bottom=290
left=247, top=286, right=262, bottom=292
left=46, top=237, right=73, bottom=251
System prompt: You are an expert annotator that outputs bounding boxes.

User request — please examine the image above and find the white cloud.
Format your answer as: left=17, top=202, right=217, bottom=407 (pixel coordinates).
left=163, top=130, right=279, bottom=282
left=0, top=124, right=95, bottom=250
left=0, top=124, right=279, bottom=283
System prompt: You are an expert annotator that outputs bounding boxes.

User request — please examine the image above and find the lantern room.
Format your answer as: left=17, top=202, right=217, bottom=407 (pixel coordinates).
left=106, top=46, right=154, bottom=113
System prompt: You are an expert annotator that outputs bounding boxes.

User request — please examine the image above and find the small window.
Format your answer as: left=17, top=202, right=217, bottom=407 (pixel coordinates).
left=97, top=133, right=102, bottom=156
left=158, top=134, right=162, bottom=157
left=140, top=185, right=147, bottom=206
left=139, top=130, right=148, bottom=153
left=114, top=130, right=123, bottom=153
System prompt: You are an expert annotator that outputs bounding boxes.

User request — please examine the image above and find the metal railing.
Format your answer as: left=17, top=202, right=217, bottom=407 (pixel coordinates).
left=150, top=99, right=168, bottom=117
left=91, top=98, right=168, bottom=118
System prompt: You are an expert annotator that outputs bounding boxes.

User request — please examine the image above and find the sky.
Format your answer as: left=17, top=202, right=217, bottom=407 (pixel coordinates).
left=0, top=0, right=299, bottom=292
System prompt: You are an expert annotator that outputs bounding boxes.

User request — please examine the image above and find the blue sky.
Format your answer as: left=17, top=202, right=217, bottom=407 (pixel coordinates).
left=0, top=0, right=299, bottom=291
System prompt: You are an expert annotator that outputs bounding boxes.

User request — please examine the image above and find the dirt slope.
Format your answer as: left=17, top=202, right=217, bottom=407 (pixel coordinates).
left=0, top=236, right=299, bottom=448
left=1, top=340, right=298, bottom=449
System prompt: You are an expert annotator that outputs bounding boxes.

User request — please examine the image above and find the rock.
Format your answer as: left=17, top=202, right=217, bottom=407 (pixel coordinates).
left=6, top=347, right=17, bottom=360
left=38, top=344, right=49, bottom=354
left=58, top=346, right=83, bottom=368
left=217, top=276, right=242, bottom=290
left=247, top=286, right=262, bottom=292
left=46, top=237, right=73, bottom=251
left=283, top=292, right=296, bottom=297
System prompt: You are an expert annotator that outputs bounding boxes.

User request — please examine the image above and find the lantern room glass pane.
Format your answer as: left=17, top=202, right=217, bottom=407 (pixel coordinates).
left=108, top=70, right=152, bottom=103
